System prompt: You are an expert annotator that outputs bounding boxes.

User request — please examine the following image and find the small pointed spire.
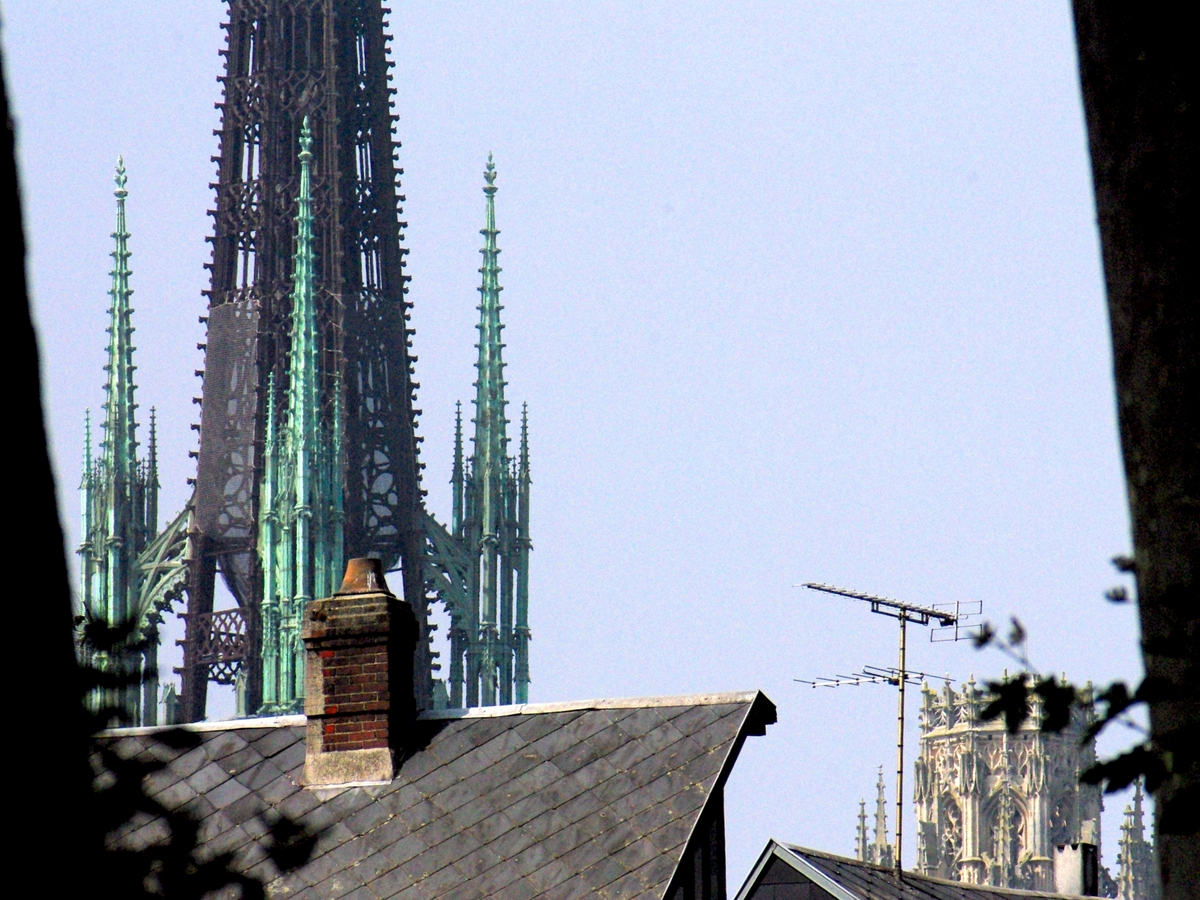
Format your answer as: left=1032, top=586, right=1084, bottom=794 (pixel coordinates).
left=856, top=798, right=869, bottom=862
left=873, top=766, right=889, bottom=848
left=147, top=407, right=159, bottom=480
left=453, top=400, right=464, bottom=475
left=80, top=409, right=93, bottom=489
left=519, top=402, right=530, bottom=477
left=472, top=152, right=509, bottom=532
left=104, top=155, right=139, bottom=490
left=451, top=400, right=465, bottom=535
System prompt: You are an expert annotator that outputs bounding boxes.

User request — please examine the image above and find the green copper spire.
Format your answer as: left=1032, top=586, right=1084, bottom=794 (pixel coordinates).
left=78, top=159, right=161, bottom=724
left=451, top=400, right=465, bottom=536
left=259, top=119, right=345, bottom=714
left=471, top=153, right=508, bottom=705
left=104, top=156, right=138, bottom=512
left=424, top=156, right=534, bottom=710
left=514, top=402, right=531, bottom=703
left=145, top=407, right=159, bottom=543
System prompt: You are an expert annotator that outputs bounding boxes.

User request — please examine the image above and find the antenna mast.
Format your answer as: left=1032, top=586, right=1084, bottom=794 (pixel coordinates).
left=801, top=583, right=980, bottom=872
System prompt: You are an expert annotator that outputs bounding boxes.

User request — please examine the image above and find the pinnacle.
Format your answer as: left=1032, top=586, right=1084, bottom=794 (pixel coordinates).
left=114, top=156, right=128, bottom=197
left=299, top=115, right=314, bottom=162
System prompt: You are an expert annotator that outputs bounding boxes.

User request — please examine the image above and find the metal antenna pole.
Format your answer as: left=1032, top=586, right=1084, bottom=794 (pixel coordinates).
left=895, top=611, right=907, bottom=872
left=799, top=583, right=981, bottom=873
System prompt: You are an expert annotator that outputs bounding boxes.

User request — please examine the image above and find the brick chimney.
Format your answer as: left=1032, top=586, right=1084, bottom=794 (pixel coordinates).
left=301, top=558, right=418, bottom=786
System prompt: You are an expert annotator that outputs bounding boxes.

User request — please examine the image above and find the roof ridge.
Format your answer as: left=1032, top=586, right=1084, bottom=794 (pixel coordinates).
left=419, top=691, right=763, bottom=720
left=98, top=714, right=307, bottom=737
left=97, top=692, right=765, bottom=735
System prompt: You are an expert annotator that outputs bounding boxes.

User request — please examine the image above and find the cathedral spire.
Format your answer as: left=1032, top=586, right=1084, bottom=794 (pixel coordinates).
left=78, top=159, right=159, bottom=725
left=258, top=119, right=344, bottom=714
left=289, top=116, right=319, bottom=613
left=471, top=153, right=509, bottom=704
left=428, top=156, right=533, bottom=711
left=104, top=156, right=139, bottom=502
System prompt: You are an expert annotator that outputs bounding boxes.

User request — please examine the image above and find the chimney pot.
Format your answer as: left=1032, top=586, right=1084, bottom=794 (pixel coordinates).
left=301, top=558, right=417, bottom=787
left=337, top=557, right=390, bottom=595
left=1054, top=842, right=1099, bottom=896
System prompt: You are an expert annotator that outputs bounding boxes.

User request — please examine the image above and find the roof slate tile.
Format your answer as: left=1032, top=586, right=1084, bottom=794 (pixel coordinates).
left=186, top=761, right=232, bottom=795
left=98, top=694, right=768, bottom=900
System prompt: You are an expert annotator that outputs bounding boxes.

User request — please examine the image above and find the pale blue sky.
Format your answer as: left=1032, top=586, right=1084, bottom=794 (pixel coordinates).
left=4, top=1, right=1143, bottom=883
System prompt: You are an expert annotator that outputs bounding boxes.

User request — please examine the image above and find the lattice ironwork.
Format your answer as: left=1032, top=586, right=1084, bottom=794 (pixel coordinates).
left=181, top=0, right=425, bottom=722
left=179, top=609, right=252, bottom=686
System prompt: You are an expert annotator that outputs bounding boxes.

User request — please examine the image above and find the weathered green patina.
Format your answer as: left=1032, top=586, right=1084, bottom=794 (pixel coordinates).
left=78, top=159, right=161, bottom=724
left=429, top=156, right=532, bottom=707
left=258, top=120, right=345, bottom=714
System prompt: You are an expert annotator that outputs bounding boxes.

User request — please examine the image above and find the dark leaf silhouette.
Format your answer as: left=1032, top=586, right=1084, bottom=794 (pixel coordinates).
left=972, top=621, right=995, bottom=649
left=1006, top=617, right=1026, bottom=646
left=1034, top=678, right=1077, bottom=733
left=982, top=675, right=1030, bottom=734
left=1110, top=554, right=1136, bottom=573
left=1082, top=745, right=1168, bottom=794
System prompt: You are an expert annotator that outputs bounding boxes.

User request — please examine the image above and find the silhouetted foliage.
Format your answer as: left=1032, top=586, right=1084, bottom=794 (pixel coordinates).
left=3, top=41, right=318, bottom=896
left=972, top=593, right=1161, bottom=796
left=77, top=608, right=318, bottom=898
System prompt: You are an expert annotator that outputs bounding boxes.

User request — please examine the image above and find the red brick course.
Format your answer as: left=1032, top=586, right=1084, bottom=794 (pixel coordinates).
left=301, top=583, right=418, bottom=756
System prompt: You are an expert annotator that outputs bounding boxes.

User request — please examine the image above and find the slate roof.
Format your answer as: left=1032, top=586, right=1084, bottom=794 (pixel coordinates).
left=735, top=843, right=1088, bottom=900
left=102, top=691, right=775, bottom=900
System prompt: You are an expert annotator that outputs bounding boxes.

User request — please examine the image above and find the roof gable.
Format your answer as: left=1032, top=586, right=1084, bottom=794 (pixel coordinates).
left=735, top=843, right=1090, bottom=900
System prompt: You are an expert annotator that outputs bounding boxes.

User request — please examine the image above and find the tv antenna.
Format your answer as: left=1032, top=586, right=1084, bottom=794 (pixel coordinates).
left=798, top=583, right=981, bottom=871
left=795, top=664, right=952, bottom=690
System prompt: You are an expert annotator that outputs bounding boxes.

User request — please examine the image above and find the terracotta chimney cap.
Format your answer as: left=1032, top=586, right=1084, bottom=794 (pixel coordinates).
left=336, top=557, right=392, bottom=596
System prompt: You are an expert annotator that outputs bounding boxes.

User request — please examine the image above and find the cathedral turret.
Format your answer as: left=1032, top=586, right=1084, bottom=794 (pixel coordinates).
left=78, top=159, right=160, bottom=724
left=912, top=679, right=1101, bottom=891
left=258, top=119, right=345, bottom=713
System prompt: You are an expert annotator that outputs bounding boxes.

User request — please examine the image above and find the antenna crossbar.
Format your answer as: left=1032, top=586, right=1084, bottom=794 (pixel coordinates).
left=796, top=665, right=952, bottom=689
left=802, top=582, right=957, bottom=626
left=798, top=582, right=980, bottom=873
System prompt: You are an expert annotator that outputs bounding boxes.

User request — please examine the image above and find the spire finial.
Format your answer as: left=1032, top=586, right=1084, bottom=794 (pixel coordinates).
left=484, top=151, right=496, bottom=188
left=114, top=156, right=128, bottom=198
left=299, top=116, right=313, bottom=162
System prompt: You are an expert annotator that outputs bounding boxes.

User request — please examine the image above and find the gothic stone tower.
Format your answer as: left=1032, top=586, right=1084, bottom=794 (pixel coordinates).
left=183, top=0, right=425, bottom=721
left=913, top=679, right=1102, bottom=892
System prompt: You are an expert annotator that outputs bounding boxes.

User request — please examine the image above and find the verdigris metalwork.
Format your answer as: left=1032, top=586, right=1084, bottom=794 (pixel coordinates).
left=78, top=159, right=162, bottom=724
left=183, top=0, right=425, bottom=723
left=424, top=156, right=531, bottom=708
left=258, top=120, right=345, bottom=714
